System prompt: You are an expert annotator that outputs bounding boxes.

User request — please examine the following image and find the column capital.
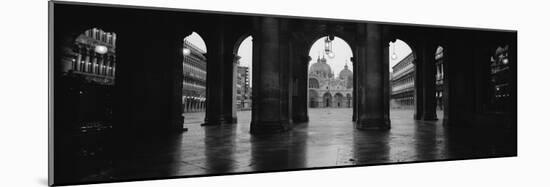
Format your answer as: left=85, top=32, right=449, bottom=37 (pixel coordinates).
left=233, top=54, right=241, bottom=64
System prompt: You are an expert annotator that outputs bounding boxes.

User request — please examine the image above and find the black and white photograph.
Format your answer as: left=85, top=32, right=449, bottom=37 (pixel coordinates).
left=47, top=1, right=519, bottom=186
left=6, top=0, right=550, bottom=187
left=50, top=2, right=517, bottom=185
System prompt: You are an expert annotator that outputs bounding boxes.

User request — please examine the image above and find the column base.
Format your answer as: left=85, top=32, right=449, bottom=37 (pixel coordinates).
left=414, top=113, right=422, bottom=120
left=355, top=118, right=391, bottom=130
left=224, top=116, right=238, bottom=124
left=201, top=117, right=226, bottom=126
left=250, top=120, right=291, bottom=134
left=175, top=116, right=187, bottom=132
left=422, top=113, right=438, bottom=121
left=292, top=115, right=309, bottom=123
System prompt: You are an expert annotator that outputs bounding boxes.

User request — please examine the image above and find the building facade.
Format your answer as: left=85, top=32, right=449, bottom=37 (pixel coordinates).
left=308, top=55, right=353, bottom=108
left=58, top=27, right=118, bottom=132
left=236, top=65, right=252, bottom=110
left=182, top=40, right=207, bottom=113
left=66, top=27, right=117, bottom=85
left=390, top=53, right=415, bottom=109
left=435, top=46, right=445, bottom=110
left=487, top=45, right=512, bottom=112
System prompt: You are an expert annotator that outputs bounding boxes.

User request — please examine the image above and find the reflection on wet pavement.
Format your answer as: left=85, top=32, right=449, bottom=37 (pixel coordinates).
left=77, top=109, right=516, bottom=183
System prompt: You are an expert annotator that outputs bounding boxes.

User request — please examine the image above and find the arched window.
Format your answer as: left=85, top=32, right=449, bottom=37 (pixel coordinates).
left=71, top=27, right=117, bottom=84
left=309, top=78, right=319, bottom=88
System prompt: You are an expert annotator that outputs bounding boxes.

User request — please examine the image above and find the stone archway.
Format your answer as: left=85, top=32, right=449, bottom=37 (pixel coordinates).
left=322, top=92, right=332, bottom=108
left=334, top=93, right=344, bottom=108
left=308, top=89, right=319, bottom=108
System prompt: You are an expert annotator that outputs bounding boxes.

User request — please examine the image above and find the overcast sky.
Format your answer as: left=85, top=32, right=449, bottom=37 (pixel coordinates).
left=184, top=33, right=413, bottom=86
left=389, top=39, right=413, bottom=70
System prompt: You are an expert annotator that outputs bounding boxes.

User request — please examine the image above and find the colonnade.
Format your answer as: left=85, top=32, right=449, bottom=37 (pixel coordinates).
left=53, top=3, right=517, bottom=136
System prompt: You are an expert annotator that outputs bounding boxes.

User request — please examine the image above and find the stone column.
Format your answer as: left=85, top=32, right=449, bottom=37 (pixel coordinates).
left=113, top=24, right=186, bottom=133
left=91, top=53, right=98, bottom=74
left=222, top=53, right=238, bottom=123
left=382, top=40, right=391, bottom=124
left=83, top=51, right=91, bottom=73
left=97, top=55, right=105, bottom=75
left=203, top=23, right=229, bottom=126
left=355, top=23, right=390, bottom=130
left=419, top=41, right=438, bottom=120
left=292, top=55, right=310, bottom=123
left=75, top=47, right=82, bottom=71
left=413, top=47, right=424, bottom=120
left=443, top=40, right=475, bottom=127
left=352, top=56, right=357, bottom=121
left=250, top=17, right=292, bottom=134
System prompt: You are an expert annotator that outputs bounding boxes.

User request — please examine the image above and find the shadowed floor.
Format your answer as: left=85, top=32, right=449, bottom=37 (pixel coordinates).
left=74, top=108, right=515, bottom=183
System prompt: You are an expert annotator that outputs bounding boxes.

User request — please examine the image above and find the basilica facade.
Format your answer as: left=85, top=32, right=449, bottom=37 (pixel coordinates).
left=308, top=55, right=353, bottom=108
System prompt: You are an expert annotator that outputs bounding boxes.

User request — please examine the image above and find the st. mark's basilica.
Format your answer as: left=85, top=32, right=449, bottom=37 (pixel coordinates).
left=308, top=55, right=353, bottom=108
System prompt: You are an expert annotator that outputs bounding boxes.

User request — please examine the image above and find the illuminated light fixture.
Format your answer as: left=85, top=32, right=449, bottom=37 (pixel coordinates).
left=391, top=42, right=398, bottom=60
left=182, top=48, right=191, bottom=56
left=324, top=35, right=335, bottom=59
left=94, top=45, right=108, bottom=54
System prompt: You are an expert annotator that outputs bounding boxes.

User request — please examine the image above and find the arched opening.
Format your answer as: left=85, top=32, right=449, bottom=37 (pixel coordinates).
left=307, top=36, right=354, bottom=119
left=182, top=32, right=208, bottom=125
left=334, top=93, right=344, bottom=108
left=235, top=35, right=253, bottom=124
left=309, top=78, right=320, bottom=88
left=56, top=27, right=118, bottom=181
left=323, top=92, right=332, bottom=108
left=308, top=89, right=319, bottom=108
left=65, top=27, right=118, bottom=131
left=388, top=39, right=415, bottom=118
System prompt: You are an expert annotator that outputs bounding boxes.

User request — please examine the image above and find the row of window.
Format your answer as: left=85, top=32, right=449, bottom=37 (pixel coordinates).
left=392, top=75, right=414, bottom=88
left=392, top=54, right=414, bottom=73
left=183, top=63, right=206, bottom=80
left=83, top=28, right=116, bottom=46
left=183, top=74, right=206, bottom=87
left=183, top=55, right=207, bottom=71
left=71, top=50, right=116, bottom=77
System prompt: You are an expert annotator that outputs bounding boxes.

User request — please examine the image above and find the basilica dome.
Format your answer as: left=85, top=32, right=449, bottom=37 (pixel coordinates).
left=310, top=55, right=333, bottom=78
left=339, top=63, right=353, bottom=80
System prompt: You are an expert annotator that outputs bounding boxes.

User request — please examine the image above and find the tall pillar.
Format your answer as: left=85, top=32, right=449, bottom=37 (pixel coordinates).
left=413, top=47, right=424, bottom=120
left=113, top=24, right=186, bottom=133
left=222, top=53, right=238, bottom=123
left=443, top=40, right=475, bottom=127
left=203, top=22, right=229, bottom=126
left=419, top=41, right=438, bottom=120
left=355, top=23, right=390, bottom=130
left=382, top=39, right=391, bottom=124
left=352, top=57, right=357, bottom=121
left=292, top=55, right=310, bottom=123
left=250, top=17, right=292, bottom=134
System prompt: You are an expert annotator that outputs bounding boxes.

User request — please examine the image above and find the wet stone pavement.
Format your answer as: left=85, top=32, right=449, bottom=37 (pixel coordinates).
left=80, top=108, right=516, bottom=183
